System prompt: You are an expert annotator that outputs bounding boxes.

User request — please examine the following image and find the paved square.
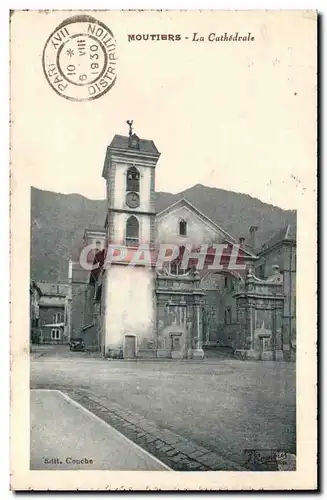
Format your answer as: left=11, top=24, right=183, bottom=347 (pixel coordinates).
left=30, top=389, right=168, bottom=470
left=31, top=347, right=296, bottom=469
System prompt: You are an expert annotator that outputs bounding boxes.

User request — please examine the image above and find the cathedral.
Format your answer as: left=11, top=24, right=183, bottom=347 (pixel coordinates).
left=67, top=123, right=296, bottom=362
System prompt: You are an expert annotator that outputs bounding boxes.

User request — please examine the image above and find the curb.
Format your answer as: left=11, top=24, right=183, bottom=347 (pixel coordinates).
left=31, top=383, right=296, bottom=472
left=65, top=388, right=248, bottom=472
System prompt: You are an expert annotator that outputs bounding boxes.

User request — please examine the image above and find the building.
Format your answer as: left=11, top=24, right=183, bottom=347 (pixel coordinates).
left=68, top=124, right=296, bottom=361
left=36, top=283, right=70, bottom=344
left=255, top=224, right=297, bottom=361
left=30, top=281, right=42, bottom=343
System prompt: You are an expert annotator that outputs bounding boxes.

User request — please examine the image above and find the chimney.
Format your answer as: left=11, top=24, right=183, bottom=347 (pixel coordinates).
left=249, top=226, right=258, bottom=250
left=239, top=235, right=245, bottom=247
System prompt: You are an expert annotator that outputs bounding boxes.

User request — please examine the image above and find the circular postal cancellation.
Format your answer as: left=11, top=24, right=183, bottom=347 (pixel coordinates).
left=42, top=15, right=117, bottom=101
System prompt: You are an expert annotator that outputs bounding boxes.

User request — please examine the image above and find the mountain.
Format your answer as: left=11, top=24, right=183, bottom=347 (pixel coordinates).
left=30, top=185, right=296, bottom=282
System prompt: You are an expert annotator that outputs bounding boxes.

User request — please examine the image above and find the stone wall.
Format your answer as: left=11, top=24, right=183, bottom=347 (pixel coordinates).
left=234, top=275, right=284, bottom=361
left=156, top=272, right=204, bottom=359
left=81, top=324, right=98, bottom=351
left=102, top=264, right=156, bottom=354
left=200, top=271, right=241, bottom=346
left=282, top=245, right=296, bottom=358
left=156, top=205, right=226, bottom=247
left=71, top=283, right=88, bottom=339
left=256, top=242, right=296, bottom=358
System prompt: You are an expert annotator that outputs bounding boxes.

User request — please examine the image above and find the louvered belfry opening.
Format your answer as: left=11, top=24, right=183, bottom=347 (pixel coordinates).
left=126, top=166, right=140, bottom=193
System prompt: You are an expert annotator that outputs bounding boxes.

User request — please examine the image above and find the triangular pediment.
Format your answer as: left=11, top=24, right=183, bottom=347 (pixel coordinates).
left=156, top=197, right=256, bottom=258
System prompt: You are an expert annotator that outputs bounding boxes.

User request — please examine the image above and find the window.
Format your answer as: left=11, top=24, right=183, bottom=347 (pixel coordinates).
left=168, top=261, right=190, bottom=276
left=224, top=308, right=232, bottom=325
left=126, top=166, right=140, bottom=193
left=53, top=312, right=63, bottom=324
left=224, top=276, right=228, bottom=289
left=257, top=264, right=265, bottom=279
left=51, top=328, right=60, bottom=340
left=179, top=219, right=187, bottom=236
left=170, top=261, right=178, bottom=275
left=125, top=215, right=139, bottom=247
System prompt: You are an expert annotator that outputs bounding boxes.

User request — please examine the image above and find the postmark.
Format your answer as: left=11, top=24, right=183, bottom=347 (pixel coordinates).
left=42, top=15, right=117, bottom=101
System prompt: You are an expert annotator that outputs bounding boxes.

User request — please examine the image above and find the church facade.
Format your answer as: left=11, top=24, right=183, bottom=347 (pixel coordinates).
left=68, top=126, right=296, bottom=361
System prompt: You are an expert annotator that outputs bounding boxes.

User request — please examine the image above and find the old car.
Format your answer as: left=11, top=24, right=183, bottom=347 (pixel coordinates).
left=69, top=338, right=85, bottom=351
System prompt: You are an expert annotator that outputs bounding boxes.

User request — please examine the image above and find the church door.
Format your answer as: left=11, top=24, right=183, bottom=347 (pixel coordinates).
left=124, top=334, right=136, bottom=359
left=170, top=333, right=183, bottom=358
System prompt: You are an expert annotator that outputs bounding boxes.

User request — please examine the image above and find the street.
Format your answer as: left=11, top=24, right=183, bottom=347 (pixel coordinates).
left=30, top=345, right=296, bottom=471
left=30, top=389, right=168, bottom=470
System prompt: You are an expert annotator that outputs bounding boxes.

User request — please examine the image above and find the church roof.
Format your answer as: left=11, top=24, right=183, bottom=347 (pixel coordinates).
left=86, top=224, right=106, bottom=232
left=259, top=223, right=296, bottom=253
left=83, top=226, right=106, bottom=239
left=37, top=282, right=68, bottom=297
left=108, top=134, right=160, bottom=156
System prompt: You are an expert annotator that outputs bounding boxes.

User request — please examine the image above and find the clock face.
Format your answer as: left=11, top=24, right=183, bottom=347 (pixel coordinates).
left=126, top=191, right=140, bottom=209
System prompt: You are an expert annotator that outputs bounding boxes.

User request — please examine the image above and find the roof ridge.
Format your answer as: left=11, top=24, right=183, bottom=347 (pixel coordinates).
left=156, top=197, right=256, bottom=259
left=285, top=224, right=291, bottom=240
left=108, top=134, right=160, bottom=155
left=260, top=223, right=296, bottom=251
left=157, top=196, right=237, bottom=242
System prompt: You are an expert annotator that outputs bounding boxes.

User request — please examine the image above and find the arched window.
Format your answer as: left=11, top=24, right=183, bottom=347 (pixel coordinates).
left=168, top=261, right=190, bottom=276
left=179, top=219, right=187, bottom=236
left=126, top=166, right=140, bottom=193
left=170, top=261, right=178, bottom=275
left=53, top=312, right=63, bottom=324
left=125, top=215, right=139, bottom=247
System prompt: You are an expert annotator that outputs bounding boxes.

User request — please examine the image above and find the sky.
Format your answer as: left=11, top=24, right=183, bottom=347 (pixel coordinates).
left=11, top=10, right=316, bottom=210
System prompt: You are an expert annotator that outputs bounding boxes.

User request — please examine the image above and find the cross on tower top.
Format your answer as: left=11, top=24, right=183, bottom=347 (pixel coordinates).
left=126, top=120, right=133, bottom=137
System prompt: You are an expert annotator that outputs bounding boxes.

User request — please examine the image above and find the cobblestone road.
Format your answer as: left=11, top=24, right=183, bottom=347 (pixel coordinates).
left=30, top=345, right=296, bottom=471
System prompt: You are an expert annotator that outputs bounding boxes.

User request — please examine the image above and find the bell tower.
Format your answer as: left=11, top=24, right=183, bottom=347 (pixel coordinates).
left=101, top=122, right=160, bottom=356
